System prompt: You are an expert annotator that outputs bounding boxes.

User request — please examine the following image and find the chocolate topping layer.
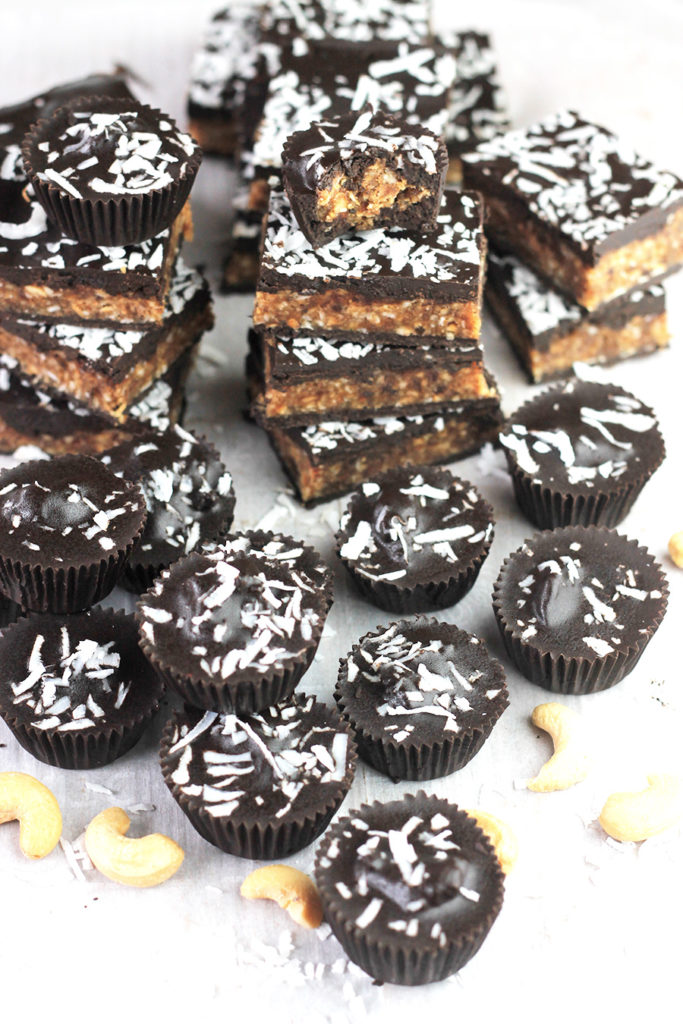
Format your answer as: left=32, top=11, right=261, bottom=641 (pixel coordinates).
left=338, top=620, right=507, bottom=745
left=0, top=454, right=146, bottom=566
left=494, top=527, right=668, bottom=661
left=102, top=425, right=234, bottom=569
left=337, top=468, right=494, bottom=588
left=500, top=380, right=665, bottom=494
left=162, top=693, right=354, bottom=823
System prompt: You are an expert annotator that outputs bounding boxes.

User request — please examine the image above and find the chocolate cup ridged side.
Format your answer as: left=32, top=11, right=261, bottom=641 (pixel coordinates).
left=0, top=609, right=163, bottom=769
left=158, top=710, right=358, bottom=859
left=22, top=96, right=202, bottom=247
left=491, top=527, right=669, bottom=695
left=314, top=794, right=505, bottom=986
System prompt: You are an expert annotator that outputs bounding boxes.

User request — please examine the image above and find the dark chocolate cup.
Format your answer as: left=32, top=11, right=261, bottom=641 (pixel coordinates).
left=0, top=592, right=21, bottom=630
left=315, top=793, right=505, bottom=985
left=492, top=527, right=669, bottom=695
left=501, top=385, right=666, bottom=530
left=0, top=609, right=164, bottom=770
left=22, top=96, right=202, bottom=246
left=158, top=700, right=357, bottom=859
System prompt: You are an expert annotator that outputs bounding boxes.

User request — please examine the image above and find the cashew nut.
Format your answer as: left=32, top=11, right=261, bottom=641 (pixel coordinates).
left=0, top=772, right=62, bottom=859
left=84, top=807, right=184, bottom=888
left=240, top=865, right=323, bottom=928
left=465, top=809, right=518, bottom=874
left=599, top=773, right=681, bottom=842
left=668, top=532, right=683, bottom=568
left=527, top=702, right=591, bottom=793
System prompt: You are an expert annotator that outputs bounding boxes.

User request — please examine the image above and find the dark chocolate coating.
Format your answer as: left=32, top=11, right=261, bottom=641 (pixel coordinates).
left=0, top=454, right=146, bottom=567
left=102, top=425, right=234, bottom=570
left=436, top=30, right=509, bottom=155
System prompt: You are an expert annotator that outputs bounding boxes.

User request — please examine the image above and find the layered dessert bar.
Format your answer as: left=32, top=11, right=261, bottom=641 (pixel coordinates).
left=0, top=259, right=212, bottom=420
left=248, top=328, right=496, bottom=424
left=486, top=251, right=668, bottom=381
left=254, top=187, right=485, bottom=340
left=462, top=109, right=683, bottom=310
left=282, top=108, right=447, bottom=247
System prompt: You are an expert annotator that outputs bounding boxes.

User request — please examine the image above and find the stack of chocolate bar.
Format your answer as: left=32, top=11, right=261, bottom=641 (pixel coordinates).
left=462, top=110, right=683, bottom=382
left=0, top=74, right=212, bottom=455
left=248, top=107, right=502, bottom=503
left=187, top=0, right=509, bottom=291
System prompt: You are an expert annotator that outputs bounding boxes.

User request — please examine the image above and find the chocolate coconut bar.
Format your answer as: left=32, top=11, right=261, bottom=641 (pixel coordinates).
left=264, top=403, right=503, bottom=503
left=462, top=109, right=683, bottom=310
left=248, top=328, right=496, bottom=424
left=282, top=108, right=448, bottom=247
left=0, top=259, right=212, bottom=420
left=486, top=251, right=668, bottom=382
left=436, top=30, right=510, bottom=181
left=0, top=78, right=191, bottom=325
left=260, top=0, right=431, bottom=52
left=0, top=347, right=194, bottom=456
left=254, top=187, right=485, bottom=340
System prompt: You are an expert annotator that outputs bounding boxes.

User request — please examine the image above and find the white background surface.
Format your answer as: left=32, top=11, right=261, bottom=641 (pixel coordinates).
left=1, top=2, right=682, bottom=1022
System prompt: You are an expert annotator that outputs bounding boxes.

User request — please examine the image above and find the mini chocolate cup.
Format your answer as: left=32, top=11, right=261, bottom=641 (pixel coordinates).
left=22, top=96, right=202, bottom=246
left=315, top=793, right=505, bottom=985
left=492, top=526, right=669, bottom=695
left=159, top=699, right=357, bottom=859
left=0, top=609, right=164, bottom=770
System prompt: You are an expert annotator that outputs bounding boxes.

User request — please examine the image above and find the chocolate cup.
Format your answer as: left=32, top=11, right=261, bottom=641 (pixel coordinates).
left=492, top=526, right=669, bottom=695
left=315, top=793, right=505, bottom=985
left=22, top=96, right=202, bottom=246
left=158, top=700, right=357, bottom=859
left=0, top=593, right=22, bottom=630
left=0, top=609, right=164, bottom=769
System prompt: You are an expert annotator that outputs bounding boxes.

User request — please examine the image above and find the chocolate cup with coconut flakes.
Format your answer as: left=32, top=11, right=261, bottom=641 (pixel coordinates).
left=0, top=609, right=163, bottom=769
left=0, top=454, right=147, bottom=614
left=492, top=525, right=668, bottom=694
left=101, top=425, right=235, bottom=593
left=336, top=467, right=494, bottom=612
left=22, top=96, right=202, bottom=246
left=499, top=379, right=665, bottom=529
left=315, top=792, right=505, bottom=985
left=137, top=531, right=332, bottom=714
left=159, top=693, right=357, bottom=859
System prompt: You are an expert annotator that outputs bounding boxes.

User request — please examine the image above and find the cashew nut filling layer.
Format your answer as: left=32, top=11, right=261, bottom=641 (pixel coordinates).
left=162, top=694, right=353, bottom=820
left=494, top=527, right=668, bottom=663
left=102, top=424, right=235, bottom=571
left=137, top=531, right=330, bottom=686
left=0, top=611, right=163, bottom=735
left=500, top=380, right=664, bottom=493
left=337, top=621, right=507, bottom=747
left=337, top=468, right=494, bottom=586
left=315, top=795, right=505, bottom=959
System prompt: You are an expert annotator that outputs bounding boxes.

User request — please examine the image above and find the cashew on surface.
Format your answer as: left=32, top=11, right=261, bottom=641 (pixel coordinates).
left=599, top=773, right=681, bottom=842
left=527, top=702, right=591, bottom=793
left=465, top=809, right=518, bottom=874
left=0, top=771, right=62, bottom=859
left=84, top=807, right=184, bottom=887
left=241, top=864, right=323, bottom=928
left=668, top=532, right=683, bottom=568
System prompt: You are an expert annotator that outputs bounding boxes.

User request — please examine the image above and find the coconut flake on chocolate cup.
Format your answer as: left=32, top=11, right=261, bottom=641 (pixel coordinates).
left=314, top=792, right=505, bottom=986
left=335, top=619, right=508, bottom=781
left=336, top=467, right=494, bottom=614
left=499, top=379, right=665, bottom=530
left=101, top=425, right=235, bottom=593
left=0, top=609, right=163, bottom=770
left=22, top=96, right=202, bottom=246
left=492, top=525, right=669, bottom=695
left=136, top=531, right=332, bottom=714
left=159, top=693, right=357, bottom=859
left=0, top=454, right=147, bottom=614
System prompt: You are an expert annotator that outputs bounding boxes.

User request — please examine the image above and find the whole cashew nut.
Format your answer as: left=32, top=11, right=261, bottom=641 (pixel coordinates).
left=465, top=809, right=518, bottom=874
left=599, top=773, right=681, bottom=842
left=0, top=772, right=62, bottom=859
left=668, top=532, right=683, bottom=568
left=84, top=807, right=184, bottom=888
left=240, top=864, right=323, bottom=928
left=527, top=702, right=591, bottom=793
